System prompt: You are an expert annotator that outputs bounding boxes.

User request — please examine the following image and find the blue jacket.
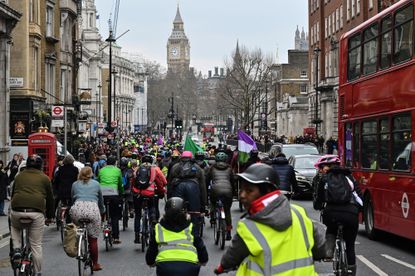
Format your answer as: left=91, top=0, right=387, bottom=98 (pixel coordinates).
left=270, top=157, right=297, bottom=192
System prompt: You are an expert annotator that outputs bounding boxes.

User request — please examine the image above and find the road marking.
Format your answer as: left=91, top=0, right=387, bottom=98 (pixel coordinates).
left=381, top=254, right=415, bottom=270
left=355, top=241, right=360, bottom=245
left=357, top=255, right=388, bottom=276
left=0, top=239, right=9, bottom=249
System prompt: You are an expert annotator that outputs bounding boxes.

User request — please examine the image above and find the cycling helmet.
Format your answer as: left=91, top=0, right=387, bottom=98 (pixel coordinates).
left=141, top=154, right=153, bottom=164
left=314, top=155, right=340, bottom=169
left=26, top=154, right=43, bottom=170
left=195, top=151, right=205, bottom=161
left=237, top=163, right=279, bottom=189
left=164, top=197, right=187, bottom=224
left=215, top=152, right=228, bottom=162
left=181, top=151, right=193, bottom=159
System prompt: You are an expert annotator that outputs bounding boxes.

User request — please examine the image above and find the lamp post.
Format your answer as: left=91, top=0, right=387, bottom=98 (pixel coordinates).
left=313, top=47, right=322, bottom=138
left=168, top=93, right=175, bottom=138
left=97, top=83, right=102, bottom=123
left=106, top=31, right=115, bottom=131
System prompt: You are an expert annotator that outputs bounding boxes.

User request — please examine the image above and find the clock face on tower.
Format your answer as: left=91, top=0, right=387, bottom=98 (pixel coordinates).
left=170, top=47, right=179, bottom=57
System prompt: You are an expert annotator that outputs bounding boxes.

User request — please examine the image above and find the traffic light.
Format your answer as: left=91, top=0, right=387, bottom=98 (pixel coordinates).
left=175, top=119, right=183, bottom=129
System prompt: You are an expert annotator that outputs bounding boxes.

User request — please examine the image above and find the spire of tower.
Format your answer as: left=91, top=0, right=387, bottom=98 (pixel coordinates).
left=234, top=39, right=242, bottom=64
left=295, top=25, right=300, bottom=38
left=174, top=3, right=183, bottom=24
left=301, top=27, right=305, bottom=39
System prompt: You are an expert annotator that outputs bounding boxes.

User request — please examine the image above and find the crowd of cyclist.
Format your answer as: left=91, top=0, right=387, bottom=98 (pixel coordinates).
left=6, top=132, right=363, bottom=276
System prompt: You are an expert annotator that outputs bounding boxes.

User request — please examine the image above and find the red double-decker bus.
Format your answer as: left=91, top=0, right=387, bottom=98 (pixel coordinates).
left=338, top=0, right=415, bottom=240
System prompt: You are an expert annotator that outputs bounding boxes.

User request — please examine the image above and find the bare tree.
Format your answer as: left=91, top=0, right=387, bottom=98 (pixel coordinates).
left=220, top=46, right=274, bottom=131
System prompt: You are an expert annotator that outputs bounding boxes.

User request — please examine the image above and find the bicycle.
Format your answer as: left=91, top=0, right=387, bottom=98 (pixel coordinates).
left=103, top=200, right=113, bottom=252
left=333, top=223, right=349, bottom=276
left=187, top=211, right=205, bottom=238
left=211, top=198, right=226, bottom=250
left=76, top=218, right=93, bottom=276
left=56, top=202, right=69, bottom=243
left=139, top=196, right=154, bottom=252
left=122, top=197, right=129, bottom=231
left=11, top=218, right=34, bottom=276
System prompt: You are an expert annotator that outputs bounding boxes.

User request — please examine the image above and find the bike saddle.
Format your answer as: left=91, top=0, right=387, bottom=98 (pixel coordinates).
left=79, top=218, right=92, bottom=224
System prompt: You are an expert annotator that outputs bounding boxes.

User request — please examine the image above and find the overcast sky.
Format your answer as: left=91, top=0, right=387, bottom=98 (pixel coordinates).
left=94, top=0, right=308, bottom=74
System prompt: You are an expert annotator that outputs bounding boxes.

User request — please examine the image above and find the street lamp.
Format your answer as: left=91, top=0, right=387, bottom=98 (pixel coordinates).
left=312, top=47, right=322, bottom=138
left=97, top=83, right=102, bottom=123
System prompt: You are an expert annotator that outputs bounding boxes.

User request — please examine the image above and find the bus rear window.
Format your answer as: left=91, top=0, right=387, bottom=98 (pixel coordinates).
left=393, top=4, right=413, bottom=64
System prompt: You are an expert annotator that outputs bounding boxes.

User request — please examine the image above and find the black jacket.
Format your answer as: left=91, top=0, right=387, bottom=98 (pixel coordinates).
left=53, top=164, right=79, bottom=200
left=270, top=157, right=298, bottom=192
left=314, top=166, right=363, bottom=214
left=205, top=161, right=233, bottom=199
left=0, top=170, right=9, bottom=200
left=146, top=217, right=209, bottom=266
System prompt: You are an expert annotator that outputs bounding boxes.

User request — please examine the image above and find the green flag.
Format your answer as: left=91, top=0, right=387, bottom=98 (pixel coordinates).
left=184, top=135, right=204, bottom=156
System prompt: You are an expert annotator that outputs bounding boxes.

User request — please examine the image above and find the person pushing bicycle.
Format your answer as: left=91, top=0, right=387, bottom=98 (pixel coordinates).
left=313, top=155, right=363, bottom=276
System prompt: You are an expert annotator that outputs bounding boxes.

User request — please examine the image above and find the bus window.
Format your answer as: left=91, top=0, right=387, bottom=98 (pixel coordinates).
left=393, top=4, right=413, bottom=64
left=380, top=16, right=392, bottom=69
left=353, top=123, right=360, bottom=168
left=363, top=23, right=379, bottom=75
left=392, top=114, right=411, bottom=171
left=348, top=33, right=361, bottom=80
left=345, top=124, right=353, bottom=167
left=379, top=118, right=390, bottom=170
left=361, top=121, right=377, bottom=169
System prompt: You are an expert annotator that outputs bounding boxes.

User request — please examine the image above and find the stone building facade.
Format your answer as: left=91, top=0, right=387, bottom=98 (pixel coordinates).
left=0, top=1, right=21, bottom=162
left=308, top=0, right=399, bottom=138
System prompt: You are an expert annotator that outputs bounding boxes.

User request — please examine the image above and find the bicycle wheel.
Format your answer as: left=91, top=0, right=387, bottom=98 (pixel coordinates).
left=141, top=216, right=147, bottom=252
left=105, top=236, right=109, bottom=252
left=333, top=239, right=341, bottom=276
left=339, top=240, right=348, bottom=275
left=214, top=211, right=220, bottom=245
left=219, top=219, right=226, bottom=250
left=123, top=201, right=128, bottom=231
left=78, top=235, right=85, bottom=276
left=60, top=219, right=66, bottom=244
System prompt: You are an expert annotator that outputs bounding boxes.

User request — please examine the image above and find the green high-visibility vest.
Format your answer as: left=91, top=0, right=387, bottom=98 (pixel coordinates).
left=236, top=204, right=317, bottom=276
left=155, top=223, right=198, bottom=264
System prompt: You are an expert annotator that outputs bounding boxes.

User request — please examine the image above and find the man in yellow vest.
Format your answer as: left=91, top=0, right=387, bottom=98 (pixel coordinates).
left=146, top=197, right=208, bottom=275
left=214, top=163, right=327, bottom=275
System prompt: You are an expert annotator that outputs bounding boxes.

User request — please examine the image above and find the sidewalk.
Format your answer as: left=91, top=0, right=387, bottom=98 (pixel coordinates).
left=0, top=200, right=10, bottom=241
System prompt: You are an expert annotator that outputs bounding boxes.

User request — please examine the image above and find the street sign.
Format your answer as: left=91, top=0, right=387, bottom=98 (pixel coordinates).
left=111, top=120, right=118, bottom=128
left=52, top=105, right=64, bottom=117
left=51, top=120, right=64, bottom=127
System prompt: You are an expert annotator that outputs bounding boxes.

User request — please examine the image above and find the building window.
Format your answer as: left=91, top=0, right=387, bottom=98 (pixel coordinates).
left=46, top=5, right=54, bottom=37
left=336, top=8, right=340, bottom=31
left=301, top=70, right=307, bottom=77
left=380, top=16, right=392, bottom=69
left=32, top=47, right=39, bottom=92
left=363, top=23, right=379, bottom=75
left=379, top=118, right=390, bottom=170
left=60, top=69, right=66, bottom=102
left=340, top=5, right=344, bottom=28
left=311, top=27, right=314, bottom=45
left=357, top=0, right=361, bottom=15
left=369, top=0, right=374, bottom=10
left=352, top=0, right=356, bottom=18
left=46, top=63, right=55, bottom=104
left=393, top=4, right=413, bottom=64
left=317, top=22, right=320, bottom=42
left=325, top=17, right=328, bottom=38
left=347, top=0, right=351, bottom=21
left=348, top=33, right=361, bottom=80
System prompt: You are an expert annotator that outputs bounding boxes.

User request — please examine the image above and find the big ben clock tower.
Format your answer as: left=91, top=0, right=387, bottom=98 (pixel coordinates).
left=167, top=5, right=190, bottom=75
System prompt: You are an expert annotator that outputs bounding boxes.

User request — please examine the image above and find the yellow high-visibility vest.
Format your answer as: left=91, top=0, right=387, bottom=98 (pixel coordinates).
left=236, top=204, right=317, bottom=276
left=155, top=223, right=198, bottom=264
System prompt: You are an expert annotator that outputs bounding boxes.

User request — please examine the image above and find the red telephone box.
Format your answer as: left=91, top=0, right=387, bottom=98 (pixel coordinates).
left=28, top=133, right=57, bottom=179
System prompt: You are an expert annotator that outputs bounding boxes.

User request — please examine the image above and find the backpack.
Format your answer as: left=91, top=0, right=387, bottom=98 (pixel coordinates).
left=325, top=172, right=353, bottom=204
left=179, top=160, right=198, bottom=179
left=134, top=165, right=152, bottom=190
left=63, top=223, right=78, bottom=258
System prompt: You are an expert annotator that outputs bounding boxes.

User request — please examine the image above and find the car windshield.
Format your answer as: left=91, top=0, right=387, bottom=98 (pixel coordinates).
left=295, top=156, right=321, bottom=169
left=283, top=146, right=319, bottom=158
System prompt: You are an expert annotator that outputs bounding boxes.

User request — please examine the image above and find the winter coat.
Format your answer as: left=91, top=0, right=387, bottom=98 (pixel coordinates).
left=0, top=170, right=9, bottom=200
left=168, top=160, right=207, bottom=207
left=206, top=161, right=233, bottom=199
left=53, top=164, right=79, bottom=200
left=270, top=157, right=298, bottom=192
left=220, top=194, right=327, bottom=270
left=315, top=166, right=363, bottom=215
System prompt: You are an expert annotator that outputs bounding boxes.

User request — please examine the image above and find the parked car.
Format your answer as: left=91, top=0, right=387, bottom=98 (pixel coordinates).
left=288, top=154, right=321, bottom=198
left=267, top=143, right=319, bottom=159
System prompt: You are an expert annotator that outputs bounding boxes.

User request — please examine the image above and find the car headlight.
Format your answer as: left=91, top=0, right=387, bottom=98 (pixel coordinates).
left=295, top=173, right=307, bottom=181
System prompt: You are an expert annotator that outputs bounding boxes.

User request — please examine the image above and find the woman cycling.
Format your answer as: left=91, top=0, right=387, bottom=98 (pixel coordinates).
left=70, top=167, right=105, bottom=271
left=313, top=155, right=363, bottom=276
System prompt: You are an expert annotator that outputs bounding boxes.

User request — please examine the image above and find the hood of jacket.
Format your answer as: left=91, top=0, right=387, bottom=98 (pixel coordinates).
left=213, top=161, right=229, bottom=170
left=249, top=192, right=292, bottom=231
left=271, top=157, right=288, bottom=165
